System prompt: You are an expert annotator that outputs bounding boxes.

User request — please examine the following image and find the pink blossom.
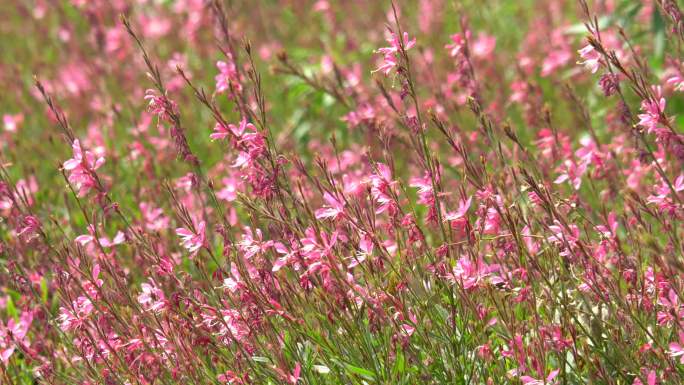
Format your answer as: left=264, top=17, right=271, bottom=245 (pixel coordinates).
left=215, top=56, right=242, bottom=94
left=211, top=118, right=255, bottom=141
left=176, top=221, right=206, bottom=256
left=272, top=241, right=299, bottom=272
left=374, top=31, right=415, bottom=75
left=348, top=232, right=373, bottom=269
left=74, top=224, right=125, bottom=248
left=139, top=14, right=172, bottom=38
left=669, top=332, right=684, bottom=363
left=647, top=175, right=684, bottom=215
left=314, top=192, right=346, bottom=220
left=369, top=163, right=398, bottom=215
left=667, top=72, right=684, bottom=91
left=666, top=62, right=684, bottom=91
left=3, top=113, right=23, bottom=133
left=144, top=89, right=178, bottom=122
left=202, top=308, right=250, bottom=345
left=554, top=160, right=587, bottom=190
left=637, top=87, right=668, bottom=139
left=58, top=296, right=94, bottom=331
left=577, top=44, right=601, bottom=73
left=238, top=226, right=274, bottom=260
left=446, top=256, right=499, bottom=290
left=0, top=311, right=32, bottom=363
left=274, top=362, right=301, bottom=384
left=409, top=174, right=434, bottom=206
left=137, top=280, right=166, bottom=313
left=541, top=50, right=571, bottom=77
left=139, top=202, right=170, bottom=231
left=62, top=139, right=105, bottom=197
left=216, top=177, right=242, bottom=202
left=218, top=371, right=246, bottom=384
left=596, top=212, right=619, bottom=239
left=443, top=197, right=472, bottom=233
left=547, top=221, right=581, bottom=258
left=632, top=370, right=657, bottom=385
left=657, top=289, right=684, bottom=326
left=471, top=34, right=496, bottom=59
left=509, top=80, right=529, bottom=104
left=520, top=369, right=559, bottom=385
left=445, top=32, right=469, bottom=58
left=16, top=215, right=41, bottom=241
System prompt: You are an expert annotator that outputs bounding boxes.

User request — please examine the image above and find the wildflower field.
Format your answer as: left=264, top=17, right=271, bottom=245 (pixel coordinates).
left=2, top=0, right=684, bottom=384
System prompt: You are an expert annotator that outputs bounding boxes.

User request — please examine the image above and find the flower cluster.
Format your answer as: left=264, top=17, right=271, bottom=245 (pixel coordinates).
left=2, top=1, right=684, bottom=385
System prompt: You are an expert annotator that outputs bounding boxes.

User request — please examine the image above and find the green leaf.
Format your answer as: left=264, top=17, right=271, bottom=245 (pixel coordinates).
left=252, top=356, right=271, bottom=364
left=6, top=294, right=17, bottom=319
left=344, top=364, right=376, bottom=381
left=392, top=349, right=406, bottom=377
left=41, top=277, right=48, bottom=304
left=652, top=7, right=666, bottom=68
left=565, top=16, right=611, bottom=35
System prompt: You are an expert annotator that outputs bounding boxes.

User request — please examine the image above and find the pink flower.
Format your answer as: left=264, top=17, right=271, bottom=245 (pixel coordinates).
left=647, top=175, right=684, bottom=215
left=596, top=212, right=619, bottom=239
left=445, top=32, right=469, bottom=58
left=521, top=369, right=559, bottom=385
left=509, top=80, right=529, bottom=104
left=657, top=289, right=684, bottom=326
left=139, top=14, right=172, bottom=39
left=377, top=31, right=416, bottom=55
left=632, top=370, right=657, bottom=385
left=16, top=215, right=41, bottom=241
left=58, top=296, right=94, bottom=331
left=3, top=113, right=23, bottom=133
left=522, top=225, right=540, bottom=255
left=217, top=176, right=242, bottom=202
left=239, top=227, right=274, bottom=260
left=669, top=332, right=684, bottom=363
left=62, top=139, right=105, bottom=197
left=471, top=34, right=496, bottom=59
left=369, top=163, right=398, bottom=215
left=577, top=44, right=601, bottom=73
left=202, top=308, right=249, bottom=344
left=541, top=50, right=571, bottom=77
left=348, top=233, right=373, bottom=269
left=274, top=362, right=301, bottom=385
left=314, top=192, right=346, bottom=220
left=215, top=57, right=242, bottom=94
left=409, top=174, right=434, bottom=206
left=0, top=311, right=32, bottom=363
left=140, top=202, right=170, bottom=231
left=210, top=118, right=255, bottom=141
left=176, top=221, right=206, bottom=256
left=218, top=371, right=246, bottom=384
left=342, top=104, right=376, bottom=128
left=554, top=160, right=587, bottom=190
left=667, top=71, right=684, bottom=91
left=546, top=221, right=581, bottom=258
left=446, top=256, right=499, bottom=290
left=374, top=31, right=415, bottom=75
left=137, top=279, right=166, bottom=313
left=74, top=224, right=125, bottom=248
left=272, top=241, right=298, bottom=272
left=637, top=87, right=667, bottom=139
left=144, top=89, right=178, bottom=122
left=666, top=62, right=684, bottom=91
left=444, top=197, right=472, bottom=226
left=374, top=54, right=398, bottom=75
